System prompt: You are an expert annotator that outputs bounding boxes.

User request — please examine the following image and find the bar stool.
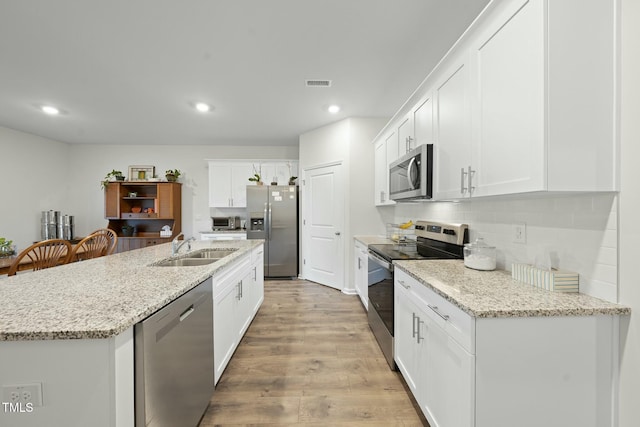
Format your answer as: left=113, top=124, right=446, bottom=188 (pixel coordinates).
left=7, top=239, right=73, bottom=276
left=70, top=233, right=111, bottom=261
left=90, top=228, right=118, bottom=255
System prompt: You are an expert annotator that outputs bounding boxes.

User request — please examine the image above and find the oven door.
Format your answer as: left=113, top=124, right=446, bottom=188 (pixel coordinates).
left=367, top=251, right=394, bottom=335
left=389, top=144, right=433, bottom=201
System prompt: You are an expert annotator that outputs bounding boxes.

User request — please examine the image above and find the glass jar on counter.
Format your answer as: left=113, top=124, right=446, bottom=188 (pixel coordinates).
left=463, top=238, right=496, bottom=271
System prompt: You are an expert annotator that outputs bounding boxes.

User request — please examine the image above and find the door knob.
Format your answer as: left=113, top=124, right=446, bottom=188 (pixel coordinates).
left=335, top=231, right=341, bottom=236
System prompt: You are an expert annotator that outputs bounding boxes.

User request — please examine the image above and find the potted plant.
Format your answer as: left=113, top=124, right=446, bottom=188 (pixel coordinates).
left=287, top=162, right=297, bottom=185
left=165, top=169, right=181, bottom=182
left=101, top=169, right=125, bottom=189
left=248, top=164, right=263, bottom=185
left=0, top=237, right=16, bottom=257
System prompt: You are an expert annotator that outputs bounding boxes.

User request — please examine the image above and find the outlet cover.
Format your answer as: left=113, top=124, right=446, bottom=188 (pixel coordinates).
left=2, top=383, right=43, bottom=407
left=513, top=223, right=527, bottom=244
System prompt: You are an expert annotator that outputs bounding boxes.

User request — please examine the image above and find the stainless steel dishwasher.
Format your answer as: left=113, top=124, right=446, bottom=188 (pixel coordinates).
left=135, top=278, right=214, bottom=427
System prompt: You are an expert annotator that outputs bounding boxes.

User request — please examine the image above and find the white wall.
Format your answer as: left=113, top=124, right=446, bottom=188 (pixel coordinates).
left=67, top=144, right=298, bottom=238
left=0, top=127, right=71, bottom=251
left=381, top=192, right=618, bottom=302
left=299, top=117, right=387, bottom=291
left=617, top=0, right=640, bottom=424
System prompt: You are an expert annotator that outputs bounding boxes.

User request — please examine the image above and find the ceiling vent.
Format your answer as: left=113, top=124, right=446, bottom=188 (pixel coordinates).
left=305, top=79, right=332, bottom=87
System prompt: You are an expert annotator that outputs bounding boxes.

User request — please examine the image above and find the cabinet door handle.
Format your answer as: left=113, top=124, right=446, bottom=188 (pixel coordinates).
left=428, top=304, right=450, bottom=321
left=461, top=168, right=468, bottom=194
left=468, top=166, right=475, bottom=195
left=236, top=282, right=242, bottom=300
left=254, top=266, right=257, bottom=281
left=358, top=258, right=362, bottom=269
left=407, top=136, right=413, bottom=151
left=412, top=312, right=418, bottom=338
left=399, top=280, right=410, bottom=289
left=416, top=317, right=425, bottom=343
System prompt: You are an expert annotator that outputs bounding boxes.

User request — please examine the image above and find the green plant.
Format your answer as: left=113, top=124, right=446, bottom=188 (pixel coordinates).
left=248, top=164, right=262, bottom=183
left=165, top=169, right=182, bottom=178
left=289, top=176, right=298, bottom=183
left=0, top=237, right=15, bottom=257
left=101, top=169, right=124, bottom=189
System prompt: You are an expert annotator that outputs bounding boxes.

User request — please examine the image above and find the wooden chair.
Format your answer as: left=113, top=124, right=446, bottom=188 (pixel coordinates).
left=90, top=228, right=118, bottom=255
left=7, top=239, right=73, bottom=276
left=70, top=233, right=111, bottom=261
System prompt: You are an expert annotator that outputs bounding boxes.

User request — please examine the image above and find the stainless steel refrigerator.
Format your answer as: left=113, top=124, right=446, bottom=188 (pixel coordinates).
left=246, top=185, right=298, bottom=278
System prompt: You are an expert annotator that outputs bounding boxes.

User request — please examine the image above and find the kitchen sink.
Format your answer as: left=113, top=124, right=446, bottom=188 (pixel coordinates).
left=153, top=258, right=217, bottom=267
left=189, top=249, right=238, bottom=259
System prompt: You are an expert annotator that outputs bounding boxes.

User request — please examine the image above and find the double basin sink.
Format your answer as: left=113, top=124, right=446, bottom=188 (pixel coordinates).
left=153, top=248, right=238, bottom=267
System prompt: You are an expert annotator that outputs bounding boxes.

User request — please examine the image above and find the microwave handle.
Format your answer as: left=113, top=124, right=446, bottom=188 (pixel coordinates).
left=407, top=157, right=417, bottom=190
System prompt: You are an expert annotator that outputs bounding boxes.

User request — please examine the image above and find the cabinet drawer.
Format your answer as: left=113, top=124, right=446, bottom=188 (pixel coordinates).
left=396, top=268, right=475, bottom=354
left=121, top=212, right=158, bottom=219
left=213, top=253, right=251, bottom=296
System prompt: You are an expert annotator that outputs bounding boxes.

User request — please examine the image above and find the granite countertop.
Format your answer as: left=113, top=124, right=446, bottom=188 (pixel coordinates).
left=200, top=229, right=247, bottom=234
left=0, top=240, right=262, bottom=341
left=395, top=260, right=631, bottom=318
left=354, top=235, right=394, bottom=245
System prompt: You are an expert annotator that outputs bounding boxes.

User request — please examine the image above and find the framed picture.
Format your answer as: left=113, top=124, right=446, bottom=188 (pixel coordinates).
left=128, top=165, right=155, bottom=181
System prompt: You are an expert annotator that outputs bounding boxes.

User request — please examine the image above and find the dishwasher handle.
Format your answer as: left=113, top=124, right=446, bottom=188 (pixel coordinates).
left=179, top=305, right=195, bottom=322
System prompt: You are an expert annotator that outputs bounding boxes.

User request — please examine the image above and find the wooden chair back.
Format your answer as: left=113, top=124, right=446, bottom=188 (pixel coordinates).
left=71, top=233, right=111, bottom=261
left=90, top=228, right=118, bottom=255
left=8, top=239, right=73, bottom=276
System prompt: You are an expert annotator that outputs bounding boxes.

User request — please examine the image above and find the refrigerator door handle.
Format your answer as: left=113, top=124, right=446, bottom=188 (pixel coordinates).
left=264, top=202, right=270, bottom=240
left=268, top=204, right=272, bottom=241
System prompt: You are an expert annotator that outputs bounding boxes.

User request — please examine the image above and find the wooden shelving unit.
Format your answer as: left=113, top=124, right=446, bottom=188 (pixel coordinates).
left=104, top=181, right=182, bottom=253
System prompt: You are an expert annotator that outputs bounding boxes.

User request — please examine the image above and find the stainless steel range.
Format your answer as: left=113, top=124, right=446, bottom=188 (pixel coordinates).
left=367, top=220, right=468, bottom=369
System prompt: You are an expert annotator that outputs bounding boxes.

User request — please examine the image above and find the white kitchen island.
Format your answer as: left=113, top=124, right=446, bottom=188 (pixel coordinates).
left=0, top=239, right=264, bottom=427
left=394, top=260, right=630, bottom=427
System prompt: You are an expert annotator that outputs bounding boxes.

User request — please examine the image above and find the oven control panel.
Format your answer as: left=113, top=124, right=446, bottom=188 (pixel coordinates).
left=415, top=221, right=468, bottom=245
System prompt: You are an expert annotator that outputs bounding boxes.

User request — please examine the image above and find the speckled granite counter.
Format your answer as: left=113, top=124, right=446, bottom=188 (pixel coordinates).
left=0, top=240, right=262, bottom=341
left=395, top=259, right=630, bottom=318
left=354, top=235, right=393, bottom=245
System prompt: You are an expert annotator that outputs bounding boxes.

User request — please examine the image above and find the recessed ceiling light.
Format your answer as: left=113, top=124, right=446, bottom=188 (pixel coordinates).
left=195, top=102, right=211, bottom=113
left=41, top=105, right=60, bottom=115
left=328, top=105, right=340, bottom=114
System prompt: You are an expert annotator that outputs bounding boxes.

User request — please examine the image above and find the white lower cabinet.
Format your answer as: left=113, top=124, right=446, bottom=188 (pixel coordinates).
left=395, top=267, right=618, bottom=427
left=213, top=244, right=264, bottom=384
left=354, top=240, right=369, bottom=309
left=395, top=269, right=474, bottom=427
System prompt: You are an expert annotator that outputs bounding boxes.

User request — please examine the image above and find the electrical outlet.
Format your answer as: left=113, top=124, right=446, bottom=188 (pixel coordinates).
left=513, top=223, right=527, bottom=244
left=2, top=383, right=43, bottom=407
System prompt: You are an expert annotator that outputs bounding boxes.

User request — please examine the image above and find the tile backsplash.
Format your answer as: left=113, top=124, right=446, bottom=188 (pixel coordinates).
left=380, top=193, right=618, bottom=303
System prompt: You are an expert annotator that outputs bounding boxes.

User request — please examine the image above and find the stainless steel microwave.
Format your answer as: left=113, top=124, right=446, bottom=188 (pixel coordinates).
left=211, top=216, right=241, bottom=230
left=389, top=144, right=433, bottom=201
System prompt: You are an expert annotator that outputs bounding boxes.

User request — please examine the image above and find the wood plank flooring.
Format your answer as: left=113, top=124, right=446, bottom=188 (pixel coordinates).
left=199, top=279, right=428, bottom=426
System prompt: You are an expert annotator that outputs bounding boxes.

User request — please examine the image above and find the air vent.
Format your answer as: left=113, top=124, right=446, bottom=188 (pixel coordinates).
left=305, top=79, right=332, bottom=87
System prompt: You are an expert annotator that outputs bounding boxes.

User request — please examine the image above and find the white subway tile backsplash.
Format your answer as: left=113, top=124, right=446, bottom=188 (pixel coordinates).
left=389, top=193, right=618, bottom=303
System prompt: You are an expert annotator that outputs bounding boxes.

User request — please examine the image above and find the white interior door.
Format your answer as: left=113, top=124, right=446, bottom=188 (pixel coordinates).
left=302, top=163, right=344, bottom=290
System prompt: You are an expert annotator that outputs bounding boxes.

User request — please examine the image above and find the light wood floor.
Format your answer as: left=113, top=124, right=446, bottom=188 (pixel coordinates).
left=199, top=279, right=428, bottom=426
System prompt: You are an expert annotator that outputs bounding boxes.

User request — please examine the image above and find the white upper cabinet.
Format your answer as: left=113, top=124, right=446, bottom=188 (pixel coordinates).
left=374, top=132, right=397, bottom=206
left=413, top=93, right=435, bottom=147
left=397, top=114, right=414, bottom=158
left=434, top=55, right=473, bottom=200
left=209, top=160, right=298, bottom=208
left=209, top=162, right=253, bottom=208
left=374, top=0, right=617, bottom=202
left=469, top=0, right=545, bottom=197
left=261, top=161, right=298, bottom=186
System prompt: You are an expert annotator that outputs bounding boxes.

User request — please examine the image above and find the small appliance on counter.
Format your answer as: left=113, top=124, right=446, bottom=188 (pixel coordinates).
left=463, top=238, right=496, bottom=270
left=41, top=210, right=75, bottom=240
left=368, top=220, right=468, bottom=369
left=211, top=216, right=241, bottom=230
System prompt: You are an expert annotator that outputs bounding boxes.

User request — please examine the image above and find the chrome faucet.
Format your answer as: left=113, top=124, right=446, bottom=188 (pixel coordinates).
left=172, top=233, right=195, bottom=256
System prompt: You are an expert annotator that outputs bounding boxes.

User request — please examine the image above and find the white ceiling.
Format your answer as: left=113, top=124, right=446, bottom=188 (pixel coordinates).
left=0, top=0, right=489, bottom=146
